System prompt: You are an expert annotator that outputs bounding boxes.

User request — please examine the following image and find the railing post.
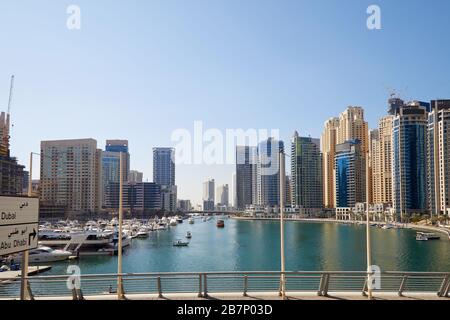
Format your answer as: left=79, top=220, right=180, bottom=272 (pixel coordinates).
left=317, top=274, right=325, bottom=296
left=157, top=276, right=163, bottom=298
left=362, top=278, right=368, bottom=296
left=198, top=274, right=203, bottom=298
left=72, top=287, right=78, bottom=300
left=243, top=275, right=248, bottom=297
left=26, top=280, right=34, bottom=300
left=437, top=275, right=449, bottom=297
left=398, top=275, right=408, bottom=297
left=322, top=274, right=330, bottom=297
left=203, top=274, right=208, bottom=298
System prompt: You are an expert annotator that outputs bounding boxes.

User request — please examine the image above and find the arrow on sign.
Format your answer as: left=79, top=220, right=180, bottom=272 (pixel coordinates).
left=28, top=228, right=37, bottom=245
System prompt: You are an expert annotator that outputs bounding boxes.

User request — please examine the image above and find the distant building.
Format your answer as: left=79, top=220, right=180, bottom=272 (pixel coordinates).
left=203, top=200, right=215, bottom=211
left=203, top=179, right=215, bottom=204
left=153, top=148, right=175, bottom=186
left=104, top=182, right=161, bottom=213
left=129, top=170, right=143, bottom=183
left=321, top=117, right=339, bottom=208
left=0, top=112, right=25, bottom=196
left=335, top=139, right=366, bottom=208
left=235, top=146, right=256, bottom=210
left=40, top=139, right=102, bottom=214
left=177, top=199, right=191, bottom=212
left=290, top=132, right=323, bottom=208
left=256, top=137, right=284, bottom=207
left=216, top=184, right=229, bottom=207
left=161, top=185, right=177, bottom=212
left=393, top=101, right=428, bottom=221
left=105, top=140, right=130, bottom=181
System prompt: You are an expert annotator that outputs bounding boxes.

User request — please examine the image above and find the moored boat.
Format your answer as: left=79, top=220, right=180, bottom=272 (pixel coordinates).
left=216, top=219, right=225, bottom=228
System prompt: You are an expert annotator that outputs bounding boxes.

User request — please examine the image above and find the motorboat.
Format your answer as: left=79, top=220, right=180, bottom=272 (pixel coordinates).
left=169, top=218, right=178, bottom=226
left=188, top=217, right=195, bottom=224
left=186, top=231, right=192, bottom=239
left=416, top=232, right=440, bottom=241
left=136, top=227, right=150, bottom=238
left=176, top=217, right=183, bottom=223
left=20, top=246, right=72, bottom=263
left=382, top=223, right=395, bottom=230
left=173, top=239, right=189, bottom=247
left=202, top=217, right=207, bottom=222
left=216, top=219, right=225, bottom=228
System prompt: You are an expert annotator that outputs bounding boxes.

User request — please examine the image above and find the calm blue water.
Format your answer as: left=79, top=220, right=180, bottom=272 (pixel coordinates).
left=44, top=218, right=450, bottom=275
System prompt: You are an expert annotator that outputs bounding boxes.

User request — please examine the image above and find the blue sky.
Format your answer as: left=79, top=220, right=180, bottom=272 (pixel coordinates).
left=1, top=0, right=450, bottom=206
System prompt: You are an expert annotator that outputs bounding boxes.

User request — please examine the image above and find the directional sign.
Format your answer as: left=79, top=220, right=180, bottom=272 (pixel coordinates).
left=0, top=196, right=39, bottom=256
left=0, top=223, right=38, bottom=256
left=0, top=196, right=39, bottom=226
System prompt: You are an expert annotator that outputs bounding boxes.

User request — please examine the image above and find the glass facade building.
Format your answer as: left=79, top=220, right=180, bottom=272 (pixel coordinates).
left=392, top=102, right=428, bottom=221
left=335, top=139, right=365, bottom=208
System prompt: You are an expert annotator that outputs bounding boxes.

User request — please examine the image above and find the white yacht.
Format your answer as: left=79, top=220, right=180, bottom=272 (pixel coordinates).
left=186, top=231, right=192, bottom=239
left=416, top=232, right=440, bottom=241
left=136, top=227, right=150, bottom=238
left=169, top=218, right=178, bottom=226
left=188, top=217, right=194, bottom=224
left=20, top=246, right=72, bottom=263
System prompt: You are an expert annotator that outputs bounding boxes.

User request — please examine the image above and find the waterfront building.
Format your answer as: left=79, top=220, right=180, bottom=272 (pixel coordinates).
left=256, top=137, right=284, bottom=207
left=427, top=100, right=450, bottom=216
left=216, top=184, right=229, bottom=207
left=153, top=147, right=175, bottom=186
left=321, top=117, right=339, bottom=208
left=177, top=199, right=192, bottom=212
left=40, top=139, right=102, bottom=214
left=371, top=115, right=394, bottom=205
left=104, top=182, right=161, bottom=213
left=335, top=139, right=366, bottom=208
left=129, top=170, right=143, bottom=183
left=161, top=185, right=177, bottom=212
left=337, top=107, right=369, bottom=154
left=203, top=200, right=214, bottom=211
left=235, top=146, right=256, bottom=210
left=285, top=175, right=292, bottom=206
left=393, top=101, right=428, bottom=221
left=290, top=132, right=323, bottom=208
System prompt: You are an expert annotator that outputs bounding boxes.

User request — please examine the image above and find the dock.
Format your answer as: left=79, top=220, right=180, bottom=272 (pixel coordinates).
left=0, top=266, right=52, bottom=281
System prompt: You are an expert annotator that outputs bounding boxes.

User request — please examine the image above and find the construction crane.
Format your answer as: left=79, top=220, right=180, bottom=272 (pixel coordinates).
left=7, top=75, right=14, bottom=115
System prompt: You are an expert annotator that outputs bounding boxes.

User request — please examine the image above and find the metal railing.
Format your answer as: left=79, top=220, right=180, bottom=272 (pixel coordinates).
left=1, top=271, right=449, bottom=300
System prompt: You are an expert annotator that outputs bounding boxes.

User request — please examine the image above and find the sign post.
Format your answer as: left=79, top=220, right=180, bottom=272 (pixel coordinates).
left=0, top=196, right=39, bottom=299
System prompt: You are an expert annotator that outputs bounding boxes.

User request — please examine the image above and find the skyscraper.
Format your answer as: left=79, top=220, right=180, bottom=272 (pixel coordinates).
left=427, top=100, right=450, bottom=216
left=40, top=139, right=102, bottom=214
left=371, top=115, right=394, bottom=204
left=321, top=117, right=339, bottom=208
left=256, top=137, right=284, bottom=207
left=337, top=107, right=369, bottom=154
left=393, top=101, right=428, bottom=221
left=235, top=146, right=256, bottom=210
left=203, top=178, right=215, bottom=210
left=335, top=139, right=366, bottom=208
left=105, top=140, right=130, bottom=181
left=216, top=184, right=229, bottom=207
left=153, top=147, right=175, bottom=186
left=291, top=132, right=323, bottom=208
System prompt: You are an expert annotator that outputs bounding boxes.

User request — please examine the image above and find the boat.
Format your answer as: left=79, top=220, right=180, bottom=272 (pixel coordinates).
left=188, top=217, right=195, bottom=224
left=176, top=217, right=183, bottom=223
left=20, top=246, right=72, bottom=263
left=136, top=227, right=150, bottom=238
left=216, top=219, right=225, bottom=228
left=173, top=239, right=189, bottom=247
left=169, top=218, right=178, bottom=226
left=202, top=217, right=207, bottom=222
left=416, top=232, right=440, bottom=241
left=382, top=223, right=395, bottom=230
left=186, top=231, right=192, bottom=239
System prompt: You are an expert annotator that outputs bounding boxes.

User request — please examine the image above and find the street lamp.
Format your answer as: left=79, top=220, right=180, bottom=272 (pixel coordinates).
left=279, top=150, right=286, bottom=300
left=117, top=152, right=125, bottom=299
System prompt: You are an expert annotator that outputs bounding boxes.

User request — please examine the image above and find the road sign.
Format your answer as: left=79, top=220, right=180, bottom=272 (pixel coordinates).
left=0, top=196, right=39, bottom=226
left=0, top=223, right=38, bottom=256
left=0, top=196, right=39, bottom=256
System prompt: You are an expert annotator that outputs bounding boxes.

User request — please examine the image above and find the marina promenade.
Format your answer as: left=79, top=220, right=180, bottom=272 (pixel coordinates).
left=1, top=270, right=449, bottom=300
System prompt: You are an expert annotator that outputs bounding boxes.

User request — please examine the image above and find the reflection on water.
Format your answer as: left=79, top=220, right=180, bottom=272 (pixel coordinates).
left=44, top=219, right=450, bottom=275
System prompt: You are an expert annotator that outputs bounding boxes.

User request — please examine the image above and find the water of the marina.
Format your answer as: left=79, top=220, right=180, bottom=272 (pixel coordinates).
left=42, top=218, right=450, bottom=275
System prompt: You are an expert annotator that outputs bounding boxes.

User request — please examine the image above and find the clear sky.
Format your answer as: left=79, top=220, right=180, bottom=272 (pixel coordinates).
left=1, top=0, right=450, bottom=206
